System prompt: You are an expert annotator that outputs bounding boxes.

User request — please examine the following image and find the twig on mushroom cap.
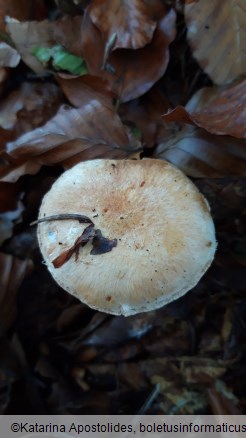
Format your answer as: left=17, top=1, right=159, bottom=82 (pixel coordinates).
left=30, top=213, right=94, bottom=226
left=53, top=226, right=118, bottom=268
left=52, top=223, right=96, bottom=268
left=31, top=214, right=118, bottom=268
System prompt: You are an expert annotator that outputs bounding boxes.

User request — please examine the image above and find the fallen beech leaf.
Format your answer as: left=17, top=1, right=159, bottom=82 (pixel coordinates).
left=155, top=124, right=246, bottom=177
left=6, top=105, right=139, bottom=159
left=0, top=159, right=44, bottom=183
left=0, top=0, right=31, bottom=32
left=5, top=18, right=54, bottom=74
left=0, top=42, right=20, bottom=68
left=57, top=75, right=116, bottom=108
left=52, top=15, right=84, bottom=58
left=156, top=81, right=246, bottom=177
left=88, top=0, right=156, bottom=50
left=0, top=82, right=62, bottom=134
left=2, top=93, right=141, bottom=181
left=162, top=80, right=246, bottom=138
left=33, top=44, right=88, bottom=76
left=82, top=8, right=176, bottom=102
left=54, top=0, right=85, bottom=16
left=0, top=252, right=33, bottom=329
left=0, top=82, right=63, bottom=181
left=185, top=0, right=246, bottom=84
left=119, top=87, right=170, bottom=148
left=6, top=15, right=86, bottom=74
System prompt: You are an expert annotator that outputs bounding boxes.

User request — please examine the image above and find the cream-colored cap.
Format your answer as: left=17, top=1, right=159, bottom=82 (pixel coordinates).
left=37, top=159, right=216, bottom=316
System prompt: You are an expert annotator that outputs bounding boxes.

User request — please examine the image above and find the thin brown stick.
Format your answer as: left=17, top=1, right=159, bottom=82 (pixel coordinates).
left=30, top=214, right=94, bottom=226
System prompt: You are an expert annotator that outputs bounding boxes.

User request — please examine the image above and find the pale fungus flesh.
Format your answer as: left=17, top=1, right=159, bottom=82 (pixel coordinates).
left=37, top=159, right=216, bottom=316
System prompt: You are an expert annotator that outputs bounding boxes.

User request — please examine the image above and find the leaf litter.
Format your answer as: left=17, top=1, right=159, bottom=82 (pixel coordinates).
left=0, top=0, right=245, bottom=415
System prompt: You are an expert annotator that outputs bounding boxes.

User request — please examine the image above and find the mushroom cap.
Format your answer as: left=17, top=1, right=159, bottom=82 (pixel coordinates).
left=37, top=159, right=216, bottom=316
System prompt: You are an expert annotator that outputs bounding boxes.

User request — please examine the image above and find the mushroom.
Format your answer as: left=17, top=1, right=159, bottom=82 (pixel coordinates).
left=36, top=159, right=216, bottom=316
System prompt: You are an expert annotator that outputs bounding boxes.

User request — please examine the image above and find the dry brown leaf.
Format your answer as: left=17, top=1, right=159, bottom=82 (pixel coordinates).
left=1, top=93, right=141, bottom=181
left=155, top=124, right=246, bottom=177
left=0, top=252, right=33, bottom=329
left=88, top=0, right=156, bottom=50
left=82, top=8, right=176, bottom=102
left=5, top=18, right=54, bottom=74
left=0, top=82, right=62, bottom=181
left=52, top=15, right=84, bottom=58
left=0, top=0, right=31, bottom=32
left=0, top=82, right=62, bottom=134
left=162, top=80, right=246, bottom=138
left=156, top=81, right=246, bottom=177
left=57, top=75, right=116, bottom=108
left=54, top=0, right=85, bottom=16
left=119, top=87, right=170, bottom=148
left=5, top=15, right=88, bottom=74
left=6, top=106, right=137, bottom=159
left=0, top=160, right=41, bottom=183
left=185, top=0, right=246, bottom=84
left=0, top=42, right=20, bottom=68
left=0, top=0, right=47, bottom=32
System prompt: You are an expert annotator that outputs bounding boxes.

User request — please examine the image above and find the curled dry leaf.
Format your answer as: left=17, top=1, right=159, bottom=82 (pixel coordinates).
left=52, top=222, right=117, bottom=268
left=0, top=0, right=47, bottom=32
left=57, top=75, right=116, bottom=108
left=156, top=81, right=246, bottom=177
left=88, top=0, right=156, bottom=50
left=155, top=124, right=246, bottom=177
left=119, top=87, right=170, bottom=148
left=1, top=92, right=141, bottom=182
left=162, top=79, right=246, bottom=138
left=0, top=82, right=62, bottom=134
left=82, top=8, right=176, bottom=102
left=52, top=15, right=84, bottom=58
left=0, top=252, right=33, bottom=329
left=0, top=42, right=20, bottom=68
left=5, top=16, right=84, bottom=74
left=0, top=160, right=43, bottom=183
left=0, top=81, right=63, bottom=183
left=0, top=0, right=31, bottom=32
left=185, top=0, right=246, bottom=84
left=52, top=223, right=96, bottom=268
left=5, top=18, right=54, bottom=74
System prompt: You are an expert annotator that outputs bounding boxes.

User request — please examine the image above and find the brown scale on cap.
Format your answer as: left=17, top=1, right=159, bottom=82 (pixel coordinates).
left=37, top=159, right=217, bottom=316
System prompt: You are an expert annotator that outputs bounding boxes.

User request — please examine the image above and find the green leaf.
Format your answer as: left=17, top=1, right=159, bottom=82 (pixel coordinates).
left=33, top=44, right=88, bottom=76
left=131, top=126, right=142, bottom=140
left=32, top=46, right=52, bottom=63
